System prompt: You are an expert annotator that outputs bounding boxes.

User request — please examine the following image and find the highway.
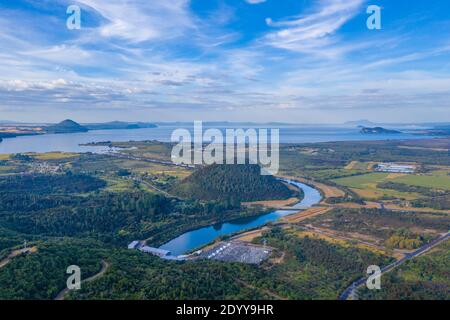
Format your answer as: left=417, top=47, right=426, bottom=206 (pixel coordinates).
left=339, top=231, right=450, bottom=300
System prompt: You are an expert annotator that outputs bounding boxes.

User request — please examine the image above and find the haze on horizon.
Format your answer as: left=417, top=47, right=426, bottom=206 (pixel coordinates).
left=1, top=0, right=450, bottom=124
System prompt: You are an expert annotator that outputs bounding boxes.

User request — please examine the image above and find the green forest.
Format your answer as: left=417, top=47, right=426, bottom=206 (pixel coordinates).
left=171, top=164, right=298, bottom=202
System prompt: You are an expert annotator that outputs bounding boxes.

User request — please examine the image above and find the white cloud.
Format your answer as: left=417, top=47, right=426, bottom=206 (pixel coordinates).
left=245, top=0, right=267, bottom=4
left=1, top=0, right=450, bottom=122
left=77, top=0, right=194, bottom=42
left=264, top=0, right=364, bottom=54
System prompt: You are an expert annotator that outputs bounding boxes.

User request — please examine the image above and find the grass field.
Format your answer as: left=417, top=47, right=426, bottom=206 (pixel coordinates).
left=393, top=174, right=450, bottom=190
left=345, top=161, right=375, bottom=171
left=103, top=176, right=135, bottom=192
left=293, top=230, right=389, bottom=256
left=333, top=172, right=391, bottom=188
left=333, top=173, right=421, bottom=200
left=0, top=154, right=10, bottom=160
left=30, top=152, right=79, bottom=160
left=306, top=168, right=367, bottom=180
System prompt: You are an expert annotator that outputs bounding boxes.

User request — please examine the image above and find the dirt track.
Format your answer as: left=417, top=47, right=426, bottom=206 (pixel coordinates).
left=281, top=207, right=331, bottom=223
left=0, top=247, right=38, bottom=269
left=242, top=197, right=300, bottom=208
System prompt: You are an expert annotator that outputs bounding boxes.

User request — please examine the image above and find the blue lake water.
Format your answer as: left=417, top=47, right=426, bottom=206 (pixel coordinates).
left=0, top=124, right=434, bottom=154
left=0, top=124, right=433, bottom=255
left=159, top=180, right=322, bottom=256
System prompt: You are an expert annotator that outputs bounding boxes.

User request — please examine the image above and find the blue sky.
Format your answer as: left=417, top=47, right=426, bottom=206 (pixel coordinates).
left=1, top=0, right=450, bottom=123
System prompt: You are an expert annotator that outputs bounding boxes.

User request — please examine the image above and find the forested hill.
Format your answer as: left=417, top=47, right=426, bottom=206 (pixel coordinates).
left=171, top=164, right=295, bottom=202
left=44, top=119, right=88, bottom=134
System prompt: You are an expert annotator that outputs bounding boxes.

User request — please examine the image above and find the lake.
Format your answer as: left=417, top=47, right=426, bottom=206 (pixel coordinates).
left=159, top=180, right=322, bottom=256
left=0, top=124, right=434, bottom=154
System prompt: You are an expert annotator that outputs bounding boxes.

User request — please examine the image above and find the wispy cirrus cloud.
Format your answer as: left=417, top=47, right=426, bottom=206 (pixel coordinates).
left=1, top=0, right=450, bottom=123
left=264, top=0, right=365, bottom=55
left=245, top=0, right=267, bottom=4
left=76, top=0, right=194, bottom=43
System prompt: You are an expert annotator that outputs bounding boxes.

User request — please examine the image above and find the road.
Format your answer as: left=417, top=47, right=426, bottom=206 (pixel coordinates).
left=55, top=260, right=110, bottom=300
left=339, top=231, right=450, bottom=300
left=106, top=152, right=194, bottom=169
left=0, top=246, right=38, bottom=269
left=136, top=179, right=178, bottom=198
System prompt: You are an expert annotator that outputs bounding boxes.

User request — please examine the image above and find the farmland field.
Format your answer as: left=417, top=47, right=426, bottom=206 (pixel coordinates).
left=332, top=173, right=420, bottom=200
left=333, top=173, right=391, bottom=188
left=393, top=174, right=450, bottom=190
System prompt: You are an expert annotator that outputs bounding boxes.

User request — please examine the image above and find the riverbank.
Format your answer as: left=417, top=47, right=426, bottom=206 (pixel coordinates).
left=157, top=180, right=322, bottom=256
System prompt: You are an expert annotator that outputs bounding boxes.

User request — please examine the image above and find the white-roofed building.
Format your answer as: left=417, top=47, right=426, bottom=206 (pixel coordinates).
left=140, top=246, right=171, bottom=257
left=128, top=241, right=140, bottom=250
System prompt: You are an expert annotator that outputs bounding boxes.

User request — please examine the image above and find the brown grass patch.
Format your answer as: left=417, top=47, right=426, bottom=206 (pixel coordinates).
left=282, top=207, right=331, bottom=223
left=242, top=197, right=300, bottom=208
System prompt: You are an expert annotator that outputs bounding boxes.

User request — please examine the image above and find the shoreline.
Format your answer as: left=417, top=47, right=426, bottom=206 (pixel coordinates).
left=156, top=179, right=322, bottom=257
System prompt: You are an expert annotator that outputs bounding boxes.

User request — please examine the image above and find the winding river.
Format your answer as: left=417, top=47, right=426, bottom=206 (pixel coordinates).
left=159, top=180, right=322, bottom=256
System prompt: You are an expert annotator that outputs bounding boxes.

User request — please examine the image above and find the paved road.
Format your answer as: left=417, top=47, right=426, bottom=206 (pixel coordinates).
left=339, top=231, right=450, bottom=300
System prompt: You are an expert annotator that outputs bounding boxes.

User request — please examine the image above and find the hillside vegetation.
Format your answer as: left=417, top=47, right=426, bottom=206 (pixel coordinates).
left=171, top=164, right=296, bottom=202
left=44, top=119, right=88, bottom=134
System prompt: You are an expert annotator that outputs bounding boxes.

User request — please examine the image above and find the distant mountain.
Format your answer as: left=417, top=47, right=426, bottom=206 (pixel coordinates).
left=171, top=164, right=297, bottom=202
left=434, top=124, right=450, bottom=130
left=345, top=120, right=377, bottom=127
left=360, top=126, right=402, bottom=134
left=84, top=121, right=157, bottom=130
left=0, top=120, right=19, bottom=124
left=420, top=125, right=450, bottom=136
left=44, top=119, right=88, bottom=134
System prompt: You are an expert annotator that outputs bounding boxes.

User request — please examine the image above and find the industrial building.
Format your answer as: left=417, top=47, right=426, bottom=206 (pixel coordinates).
left=375, top=163, right=415, bottom=174
left=128, top=240, right=187, bottom=260
left=127, top=241, right=141, bottom=250
left=140, top=246, right=171, bottom=257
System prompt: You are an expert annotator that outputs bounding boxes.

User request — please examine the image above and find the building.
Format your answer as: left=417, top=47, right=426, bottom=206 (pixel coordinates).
left=375, top=163, right=415, bottom=174
left=140, top=246, right=171, bottom=257
left=128, top=241, right=140, bottom=250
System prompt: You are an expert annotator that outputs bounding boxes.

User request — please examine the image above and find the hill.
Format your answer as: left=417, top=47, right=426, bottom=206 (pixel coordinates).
left=360, top=127, right=401, bottom=134
left=45, top=120, right=88, bottom=134
left=171, top=164, right=296, bottom=202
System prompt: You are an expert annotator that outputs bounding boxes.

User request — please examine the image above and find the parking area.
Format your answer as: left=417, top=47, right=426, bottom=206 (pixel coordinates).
left=200, top=241, right=272, bottom=264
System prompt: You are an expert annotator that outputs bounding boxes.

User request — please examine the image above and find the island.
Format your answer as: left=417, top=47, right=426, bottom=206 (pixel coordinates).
left=44, top=119, right=89, bottom=134
left=360, top=126, right=402, bottom=134
left=84, top=121, right=157, bottom=130
left=0, top=119, right=159, bottom=137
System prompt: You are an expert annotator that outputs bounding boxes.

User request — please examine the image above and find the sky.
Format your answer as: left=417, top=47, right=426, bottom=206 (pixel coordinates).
left=1, top=0, right=450, bottom=123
